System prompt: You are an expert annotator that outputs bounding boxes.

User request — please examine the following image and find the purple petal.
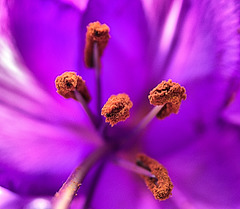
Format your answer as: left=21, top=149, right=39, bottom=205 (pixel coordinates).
left=165, top=127, right=240, bottom=208
left=7, top=0, right=84, bottom=98
left=0, top=20, right=102, bottom=195
left=87, top=162, right=164, bottom=209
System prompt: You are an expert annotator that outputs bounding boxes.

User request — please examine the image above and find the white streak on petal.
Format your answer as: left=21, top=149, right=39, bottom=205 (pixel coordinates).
left=166, top=0, right=240, bottom=81
left=160, top=0, right=183, bottom=53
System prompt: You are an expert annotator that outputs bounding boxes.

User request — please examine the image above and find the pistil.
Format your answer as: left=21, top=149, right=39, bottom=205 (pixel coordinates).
left=52, top=145, right=110, bottom=209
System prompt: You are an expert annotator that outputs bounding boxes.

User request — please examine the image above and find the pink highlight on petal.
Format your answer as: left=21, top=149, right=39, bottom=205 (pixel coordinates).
left=0, top=186, right=20, bottom=208
left=60, top=0, right=89, bottom=11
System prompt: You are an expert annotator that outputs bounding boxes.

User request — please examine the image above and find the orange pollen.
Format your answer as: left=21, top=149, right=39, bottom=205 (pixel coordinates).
left=136, top=153, right=173, bottom=201
left=55, top=72, right=91, bottom=103
left=101, top=93, right=133, bottom=127
left=84, top=21, right=110, bottom=68
left=148, top=79, right=187, bottom=119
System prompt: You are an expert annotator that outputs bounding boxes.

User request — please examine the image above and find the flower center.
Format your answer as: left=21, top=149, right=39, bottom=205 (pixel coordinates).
left=53, top=21, right=186, bottom=209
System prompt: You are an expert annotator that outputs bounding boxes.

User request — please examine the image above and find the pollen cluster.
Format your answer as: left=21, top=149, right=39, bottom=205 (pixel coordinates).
left=149, top=79, right=186, bottom=119
left=136, top=154, right=173, bottom=201
left=101, top=93, right=133, bottom=126
left=84, top=21, right=110, bottom=68
left=55, top=72, right=91, bottom=103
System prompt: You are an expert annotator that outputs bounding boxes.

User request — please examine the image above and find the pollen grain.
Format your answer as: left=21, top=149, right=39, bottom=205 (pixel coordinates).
left=101, top=93, right=133, bottom=127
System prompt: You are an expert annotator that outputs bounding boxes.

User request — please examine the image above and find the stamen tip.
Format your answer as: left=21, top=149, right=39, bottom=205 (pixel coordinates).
left=148, top=79, right=186, bottom=119
left=136, top=153, right=173, bottom=201
left=84, top=21, right=110, bottom=68
left=101, top=93, right=133, bottom=126
left=55, top=72, right=91, bottom=102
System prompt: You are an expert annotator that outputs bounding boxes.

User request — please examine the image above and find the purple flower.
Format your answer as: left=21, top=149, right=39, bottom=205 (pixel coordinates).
left=1, top=0, right=240, bottom=208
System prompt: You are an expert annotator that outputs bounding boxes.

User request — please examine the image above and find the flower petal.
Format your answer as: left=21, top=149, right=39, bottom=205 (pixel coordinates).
left=7, top=0, right=84, bottom=97
left=0, top=13, right=102, bottom=195
left=86, top=162, right=166, bottom=209
left=0, top=186, right=23, bottom=209
left=165, top=127, right=240, bottom=208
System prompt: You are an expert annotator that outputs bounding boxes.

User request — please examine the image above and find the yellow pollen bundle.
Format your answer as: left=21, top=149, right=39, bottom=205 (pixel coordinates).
left=84, top=21, right=110, bottom=68
left=136, top=153, right=173, bottom=201
left=148, top=79, right=186, bottom=119
left=55, top=72, right=91, bottom=103
left=101, top=93, right=133, bottom=127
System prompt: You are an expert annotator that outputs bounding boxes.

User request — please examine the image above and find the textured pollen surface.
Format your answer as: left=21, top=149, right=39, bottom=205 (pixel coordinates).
left=148, top=79, right=186, bottom=119
left=136, top=154, right=173, bottom=201
left=84, top=21, right=110, bottom=68
left=55, top=72, right=91, bottom=103
left=101, top=93, right=133, bottom=126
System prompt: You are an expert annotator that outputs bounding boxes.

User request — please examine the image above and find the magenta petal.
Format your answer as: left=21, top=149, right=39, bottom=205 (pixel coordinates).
left=222, top=87, right=240, bottom=126
left=0, top=187, right=23, bottom=209
left=88, top=162, right=165, bottom=209
left=165, top=127, right=240, bottom=208
left=7, top=0, right=84, bottom=97
left=0, top=28, right=101, bottom=195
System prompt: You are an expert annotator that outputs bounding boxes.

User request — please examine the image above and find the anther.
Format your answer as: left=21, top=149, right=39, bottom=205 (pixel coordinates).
left=84, top=21, right=110, bottom=68
left=148, top=79, right=186, bottom=119
left=136, top=153, right=173, bottom=201
left=55, top=72, right=91, bottom=103
left=101, top=93, right=133, bottom=126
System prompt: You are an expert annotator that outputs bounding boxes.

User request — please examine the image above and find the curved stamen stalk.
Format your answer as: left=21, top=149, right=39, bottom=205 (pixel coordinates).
left=134, top=105, right=164, bottom=134
left=133, top=79, right=186, bottom=135
left=114, top=158, right=156, bottom=178
left=52, top=145, right=110, bottom=209
left=74, top=90, right=98, bottom=128
left=93, top=42, right=102, bottom=122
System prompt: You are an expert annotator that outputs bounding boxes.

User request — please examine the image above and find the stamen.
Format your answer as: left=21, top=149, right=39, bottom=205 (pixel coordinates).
left=52, top=145, right=110, bottom=209
left=84, top=21, right=110, bottom=68
left=114, top=158, right=156, bottom=178
left=94, top=42, right=102, bottom=120
left=134, top=80, right=186, bottom=134
left=148, top=79, right=186, bottom=119
left=135, top=105, right=164, bottom=133
left=101, top=93, right=133, bottom=127
left=84, top=21, right=110, bottom=121
left=55, top=72, right=91, bottom=103
left=136, top=153, right=173, bottom=201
